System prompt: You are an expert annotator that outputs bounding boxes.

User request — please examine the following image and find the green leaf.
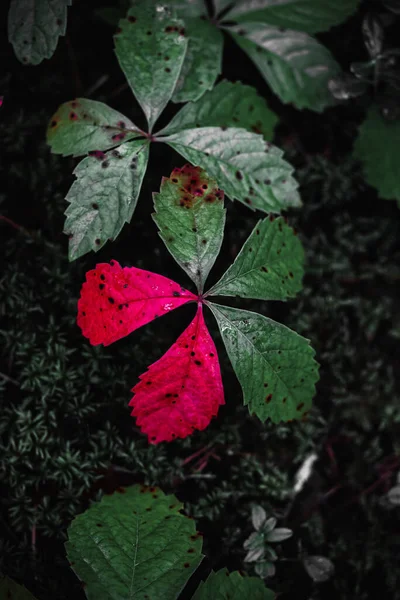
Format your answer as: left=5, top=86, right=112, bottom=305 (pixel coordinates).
left=172, top=18, right=223, bottom=103
left=161, top=127, right=301, bottom=213
left=0, top=576, right=38, bottom=600
left=66, top=484, right=203, bottom=600
left=229, top=23, right=340, bottom=112
left=251, top=504, right=267, bottom=530
left=353, top=104, right=400, bottom=202
left=132, top=0, right=207, bottom=18
left=153, top=165, right=225, bottom=292
left=266, top=528, right=293, bottom=542
left=206, top=216, right=304, bottom=300
left=114, top=3, right=188, bottom=131
left=208, top=303, right=319, bottom=423
left=222, top=0, right=360, bottom=33
left=160, top=80, right=278, bottom=139
left=65, top=140, right=149, bottom=261
left=192, top=568, right=275, bottom=599
left=47, top=98, right=141, bottom=157
left=8, top=0, right=71, bottom=65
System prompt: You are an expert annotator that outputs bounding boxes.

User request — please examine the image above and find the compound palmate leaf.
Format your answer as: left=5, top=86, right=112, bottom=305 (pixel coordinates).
left=208, top=303, right=319, bottom=422
left=77, top=260, right=196, bottom=346
left=130, top=304, right=224, bottom=443
left=8, top=0, right=71, bottom=65
left=0, top=576, right=38, bottom=600
left=65, top=139, right=149, bottom=260
left=66, top=484, right=204, bottom=600
left=161, top=127, right=301, bottom=213
left=193, top=568, right=275, bottom=600
left=47, top=98, right=141, bottom=157
left=207, top=216, right=303, bottom=300
left=153, top=164, right=226, bottom=292
left=114, top=3, right=187, bottom=130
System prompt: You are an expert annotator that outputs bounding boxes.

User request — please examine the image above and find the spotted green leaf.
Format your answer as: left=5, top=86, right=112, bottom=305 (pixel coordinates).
left=207, top=216, right=303, bottom=300
left=192, top=568, right=275, bottom=600
left=65, top=140, right=149, bottom=261
left=208, top=303, right=319, bottom=422
left=0, top=576, right=38, bottom=600
left=66, top=484, right=203, bottom=600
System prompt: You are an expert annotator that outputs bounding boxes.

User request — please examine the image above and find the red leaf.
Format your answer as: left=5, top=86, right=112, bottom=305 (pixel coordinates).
left=130, top=304, right=225, bottom=443
left=77, top=260, right=196, bottom=346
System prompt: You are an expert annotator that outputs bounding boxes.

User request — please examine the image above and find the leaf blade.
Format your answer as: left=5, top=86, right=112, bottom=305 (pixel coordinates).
left=192, top=568, right=275, bottom=599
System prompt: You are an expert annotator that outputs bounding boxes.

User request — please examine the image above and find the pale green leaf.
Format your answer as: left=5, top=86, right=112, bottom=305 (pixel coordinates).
left=114, top=3, right=188, bottom=130
left=251, top=505, right=267, bottom=530
left=206, top=216, right=304, bottom=300
left=132, top=0, right=207, bottom=18
left=0, top=576, right=38, bottom=600
left=47, top=98, right=141, bottom=157
left=153, top=165, right=225, bottom=292
left=208, top=303, right=319, bottom=422
left=192, top=568, right=275, bottom=599
left=172, top=18, right=223, bottom=103
left=8, top=0, right=71, bottom=65
left=229, top=23, right=340, bottom=112
left=161, top=127, right=301, bottom=213
left=161, top=80, right=278, bottom=139
left=66, top=484, right=203, bottom=600
left=65, top=140, right=149, bottom=261
left=353, top=104, right=400, bottom=202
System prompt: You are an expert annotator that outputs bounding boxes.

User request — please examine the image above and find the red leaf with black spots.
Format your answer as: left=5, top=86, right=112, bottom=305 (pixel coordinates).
left=130, top=304, right=224, bottom=444
left=77, top=260, right=196, bottom=346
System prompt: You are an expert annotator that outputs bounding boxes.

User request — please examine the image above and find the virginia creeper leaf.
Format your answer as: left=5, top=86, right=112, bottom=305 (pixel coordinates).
left=208, top=303, right=319, bottom=422
left=353, top=104, right=400, bottom=202
left=114, top=3, right=188, bottom=130
left=8, top=0, right=71, bottom=65
left=192, top=568, right=275, bottom=600
left=77, top=260, right=196, bottom=346
left=47, top=98, right=141, bottom=157
left=229, top=23, right=340, bottom=112
left=66, top=484, right=204, bottom=600
left=153, top=164, right=226, bottom=292
left=130, top=305, right=224, bottom=443
left=222, top=0, right=360, bottom=34
left=161, top=127, right=301, bottom=212
left=65, top=139, right=149, bottom=261
left=207, top=216, right=304, bottom=300
left=0, top=576, right=38, bottom=600
left=171, top=17, right=223, bottom=103
left=160, top=80, right=278, bottom=139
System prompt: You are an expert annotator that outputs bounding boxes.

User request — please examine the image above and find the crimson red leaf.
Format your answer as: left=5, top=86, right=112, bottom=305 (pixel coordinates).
left=77, top=260, right=196, bottom=346
left=130, top=304, right=224, bottom=444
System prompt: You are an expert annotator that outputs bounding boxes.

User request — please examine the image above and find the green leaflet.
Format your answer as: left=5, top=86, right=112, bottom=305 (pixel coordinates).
left=192, top=568, right=275, bottom=599
left=222, top=0, right=360, bottom=34
left=8, top=0, right=71, bottom=65
left=65, top=140, right=149, bottom=261
left=161, top=127, right=301, bottom=212
left=207, top=216, right=303, bottom=300
left=0, top=576, right=38, bottom=600
left=172, top=17, right=223, bottom=103
left=208, top=303, right=319, bottom=423
left=114, top=3, right=188, bottom=131
left=47, top=98, right=141, bottom=157
left=229, top=23, right=340, bottom=112
left=353, top=104, right=400, bottom=203
left=66, top=484, right=203, bottom=600
left=160, top=80, right=278, bottom=139
left=153, top=165, right=226, bottom=292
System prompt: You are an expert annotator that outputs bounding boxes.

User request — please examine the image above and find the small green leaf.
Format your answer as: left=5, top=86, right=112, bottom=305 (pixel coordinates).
left=8, top=0, right=71, bottom=65
left=206, top=217, right=304, bottom=300
left=0, top=576, right=38, bottom=600
left=192, top=568, right=275, bottom=599
left=266, top=528, right=293, bottom=542
left=172, top=17, right=223, bottom=103
left=47, top=98, right=141, bottom=157
left=65, top=140, right=149, bottom=261
left=262, top=517, right=277, bottom=534
left=66, top=484, right=203, bottom=600
left=229, top=23, right=340, bottom=112
left=162, top=127, right=301, bottom=213
left=354, top=104, right=400, bottom=202
left=153, top=164, right=225, bottom=292
left=114, top=3, right=188, bottom=130
left=161, top=80, right=278, bottom=139
left=251, top=504, right=267, bottom=530
left=303, top=556, right=335, bottom=582
left=255, top=561, right=276, bottom=579
left=208, top=303, right=319, bottom=423
left=222, top=0, right=360, bottom=33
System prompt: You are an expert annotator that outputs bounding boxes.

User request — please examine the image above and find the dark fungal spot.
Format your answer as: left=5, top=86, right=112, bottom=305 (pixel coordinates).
left=147, top=30, right=152, bottom=35
left=99, top=284, right=105, bottom=290
left=264, top=383, right=268, bottom=387
left=244, top=197, right=252, bottom=205
left=146, top=507, right=151, bottom=512
left=235, top=170, right=243, bottom=180
left=82, top=312, right=86, bottom=316
left=173, top=291, right=181, bottom=297
left=256, top=229, right=260, bottom=235
left=190, top=351, right=195, bottom=356
left=165, top=67, right=171, bottom=73
left=188, top=548, right=195, bottom=553
left=265, top=394, right=272, bottom=404
left=100, top=274, right=105, bottom=281
left=297, top=403, right=305, bottom=411
left=191, top=335, right=195, bottom=340
left=119, top=320, right=123, bottom=324
left=249, top=247, right=252, bottom=252
left=282, top=397, right=287, bottom=403
left=92, top=203, right=99, bottom=210
left=108, top=297, right=115, bottom=304
left=146, top=381, right=152, bottom=385
left=264, top=179, right=271, bottom=185
left=96, top=523, right=102, bottom=527
left=192, top=227, right=197, bottom=232
left=289, top=272, right=294, bottom=278
left=210, top=353, right=214, bottom=357
left=118, top=304, right=124, bottom=310
left=184, top=563, right=190, bottom=568
left=194, top=360, right=202, bottom=366
left=202, top=239, right=207, bottom=245
left=128, top=15, right=136, bottom=23
left=102, top=161, right=109, bottom=169
left=51, top=120, right=57, bottom=127
left=69, top=111, right=78, bottom=121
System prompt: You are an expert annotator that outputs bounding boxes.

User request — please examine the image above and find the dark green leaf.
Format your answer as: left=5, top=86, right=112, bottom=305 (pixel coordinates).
left=192, top=568, right=275, bottom=600
left=208, top=303, right=319, bottom=422
left=0, top=576, right=38, bottom=600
